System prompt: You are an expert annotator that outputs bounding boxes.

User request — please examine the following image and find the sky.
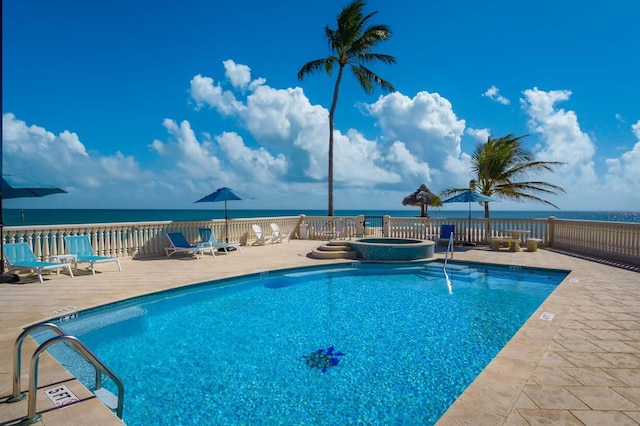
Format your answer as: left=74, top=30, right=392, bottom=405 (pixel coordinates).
left=2, top=0, right=639, bottom=213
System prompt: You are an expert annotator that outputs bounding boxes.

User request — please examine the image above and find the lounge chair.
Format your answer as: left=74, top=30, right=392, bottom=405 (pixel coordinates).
left=437, top=224, right=455, bottom=247
left=270, top=223, right=292, bottom=243
left=165, top=232, right=215, bottom=259
left=64, top=235, right=122, bottom=275
left=2, top=242, right=74, bottom=283
left=252, top=224, right=274, bottom=246
left=198, top=228, right=242, bottom=254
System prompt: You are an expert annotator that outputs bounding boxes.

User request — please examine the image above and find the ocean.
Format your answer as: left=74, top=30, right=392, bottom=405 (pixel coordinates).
left=2, top=209, right=639, bottom=226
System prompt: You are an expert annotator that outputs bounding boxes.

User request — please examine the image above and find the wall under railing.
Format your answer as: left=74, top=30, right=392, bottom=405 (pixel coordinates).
left=2, top=215, right=638, bottom=267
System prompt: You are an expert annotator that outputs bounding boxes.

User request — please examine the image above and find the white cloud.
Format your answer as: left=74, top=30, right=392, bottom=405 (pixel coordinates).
left=482, top=86, right=510, bottom=105
left=517, top=88, right=640, bottom=209
left=521, top=87, right=596, bottom=181
left=466, top=128, right=490, bottom=143
left=633, top=120, right=640, bottom=139
left=149, top=119, right=221, bottom=180
left=385, top=141, right=432, bottom=182
left=1, top=113, right=150, bottom=202
left=189, top=74, right=246, bottom=115
left=191, top=67, right=411, bottom=189
left=223, top=59, right=252, bottom=89
left=2, top=113, right=88, bottom=158
left=604, top=120, right=640, bottom=201
left=333, top=129, right=401, bottom=186
left=100, top=151, right=142, bottom=180
left=242, top=86, right=323, bottom=141
left=365, top=91, right=467, bottom=188
left=216, top=131, right=287, bottom=182
left=222, top=59, right=266, bottom=91
left=6, top=59, right=637, bottom=211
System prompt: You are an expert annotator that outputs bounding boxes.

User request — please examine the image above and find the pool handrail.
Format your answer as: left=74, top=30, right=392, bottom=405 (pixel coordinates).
left=8, top=322, right=125, bottom=423
left=22, top=334, right=125, bottom=423
left=7, top=322, right=66, bottom=402
left=443, top=230, right=454, bottom=295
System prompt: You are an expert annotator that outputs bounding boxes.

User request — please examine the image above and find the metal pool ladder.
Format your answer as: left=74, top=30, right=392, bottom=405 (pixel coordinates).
left=443, top=230, right=454, bottom=294
left=7, top=322, right=125, bottom=425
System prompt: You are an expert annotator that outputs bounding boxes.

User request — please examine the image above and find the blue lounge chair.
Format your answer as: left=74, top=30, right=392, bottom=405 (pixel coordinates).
left=165, top=232, right=215, bottom=259
left=198, top=228, right=242, bottom=254
left=437, top=224, right=455, bottom=247
left=64, top=235, right=122, bottom=275
left=2, top=242, right=74, bottom=283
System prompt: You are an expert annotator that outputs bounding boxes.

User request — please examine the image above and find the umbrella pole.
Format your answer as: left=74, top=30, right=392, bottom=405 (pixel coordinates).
left=0, top=195, right=19, bottom=282
left=224, top=200, right=229, bottom=243
left=468, top=201, right=471, bottom=242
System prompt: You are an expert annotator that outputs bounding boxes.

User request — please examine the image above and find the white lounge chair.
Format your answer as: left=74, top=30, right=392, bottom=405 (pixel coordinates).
left=165, top=232, right=215, bottom=259
left=2, top=242, right=74, bottom=283
left=64, top=235, right=122, bottom=275
left=198, top=228, right=242, bottom=254
left=270, top=223, right=292, bottom=243
left=252, top=224, right=274, bottom=246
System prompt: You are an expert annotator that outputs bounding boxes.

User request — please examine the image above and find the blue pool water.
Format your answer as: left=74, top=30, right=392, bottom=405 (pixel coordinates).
left=37, top=262, right=567, bottom=425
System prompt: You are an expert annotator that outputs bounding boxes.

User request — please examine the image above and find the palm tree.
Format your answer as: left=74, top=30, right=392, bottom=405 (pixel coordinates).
left=441, top=134, right=566, bottom=219
left=297, top=0, right=396, bottom=215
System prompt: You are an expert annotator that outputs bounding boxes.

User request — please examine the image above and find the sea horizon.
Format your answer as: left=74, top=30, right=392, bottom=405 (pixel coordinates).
left=2, top=208, right=639, bottom=226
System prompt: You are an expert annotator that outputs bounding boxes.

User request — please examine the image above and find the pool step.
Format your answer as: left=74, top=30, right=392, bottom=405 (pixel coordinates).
left=311, top=241, right=357, bottom=259
left=419, top=268, right=479, bottom=280
left=94, top=388, right=118, bottom=411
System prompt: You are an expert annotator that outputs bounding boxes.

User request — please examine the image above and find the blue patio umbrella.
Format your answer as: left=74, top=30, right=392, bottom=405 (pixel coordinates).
left=194, top=187, right=248, bottom=243
left=1, top=175, right=67, bottom=281
left=442, top=190, right=498, bottom=243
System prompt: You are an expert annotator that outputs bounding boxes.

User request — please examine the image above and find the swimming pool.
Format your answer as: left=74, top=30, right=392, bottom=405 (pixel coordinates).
left=37, top=262, right=567, bottom=425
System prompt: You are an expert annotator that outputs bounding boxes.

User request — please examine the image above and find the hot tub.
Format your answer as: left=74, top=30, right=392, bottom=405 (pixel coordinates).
left=349, top=238, right=435, bottom=261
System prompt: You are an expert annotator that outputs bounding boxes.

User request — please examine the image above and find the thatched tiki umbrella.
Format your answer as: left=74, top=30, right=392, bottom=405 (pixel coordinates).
left=402, top=184, right=443, bottom=217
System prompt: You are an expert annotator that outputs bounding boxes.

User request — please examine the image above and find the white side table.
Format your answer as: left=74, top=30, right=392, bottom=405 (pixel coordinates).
left=48, top=254, right=77, bottom=274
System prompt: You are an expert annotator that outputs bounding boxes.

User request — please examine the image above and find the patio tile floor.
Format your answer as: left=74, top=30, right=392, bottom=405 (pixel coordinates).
left=0, top=240, right=638, bottom=425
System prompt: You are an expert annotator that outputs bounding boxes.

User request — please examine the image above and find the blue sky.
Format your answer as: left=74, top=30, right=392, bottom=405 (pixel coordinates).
left=3, top=0, right=639, bottom=212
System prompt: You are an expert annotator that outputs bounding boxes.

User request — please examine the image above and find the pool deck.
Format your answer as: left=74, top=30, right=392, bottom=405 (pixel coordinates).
left=1, top=240, right=639, bottom=425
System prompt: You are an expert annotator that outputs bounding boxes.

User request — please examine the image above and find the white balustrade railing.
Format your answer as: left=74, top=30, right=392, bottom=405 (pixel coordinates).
left=2, top=215, right=638, bottom=267
left=301, top=216, right=365, bottom=240
left=386, top=217, right=549, bottom=243
left=549, top=218, right=640, bottom=266
left=2, top=216, right=303, bottom=260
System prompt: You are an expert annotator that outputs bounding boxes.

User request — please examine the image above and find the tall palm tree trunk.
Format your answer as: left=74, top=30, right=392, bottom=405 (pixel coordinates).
left=327, top=64, right=345, bottom=216
left=483, top=201, right=491, bottom=240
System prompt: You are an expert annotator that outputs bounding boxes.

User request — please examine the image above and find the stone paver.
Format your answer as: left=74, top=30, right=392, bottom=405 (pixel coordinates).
left=0, top=241, right=639, bottom=425
left=566, top=386, right=640, bottom=410
left=571, top=410, right=638, bottom=426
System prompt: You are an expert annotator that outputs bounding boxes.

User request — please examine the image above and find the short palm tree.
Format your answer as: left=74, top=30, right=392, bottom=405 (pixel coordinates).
left=297, top=0, right=396, bottom=216
left=441, top=134, right=566, bottom=219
